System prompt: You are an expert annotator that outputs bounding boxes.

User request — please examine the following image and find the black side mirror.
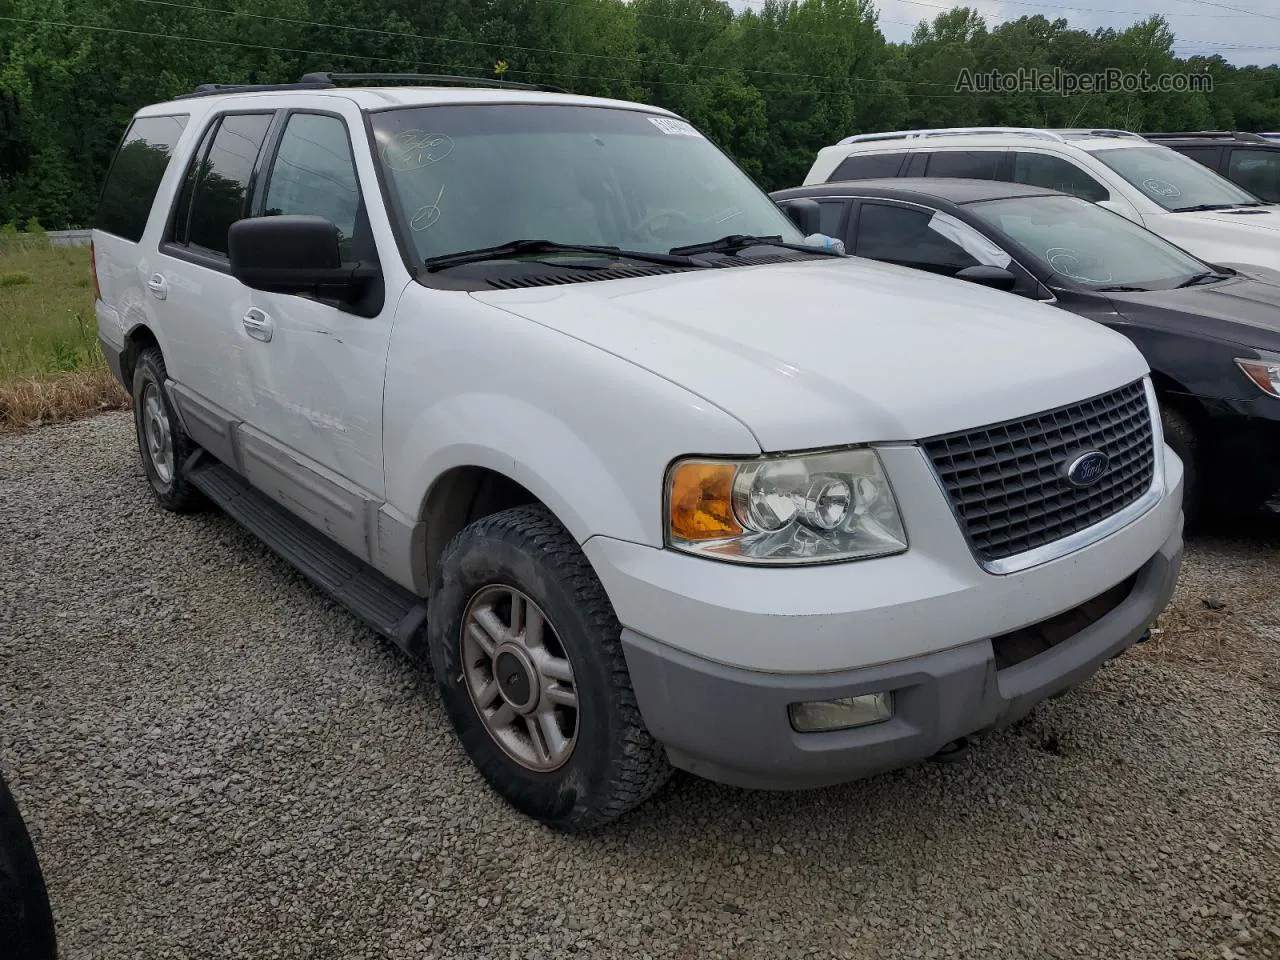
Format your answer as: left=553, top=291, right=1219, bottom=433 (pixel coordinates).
left=228, top=215, right=373, bottom=302
left=779, top=198, right=822, bottom=236
left=956, top=264, right=1017, bottom=292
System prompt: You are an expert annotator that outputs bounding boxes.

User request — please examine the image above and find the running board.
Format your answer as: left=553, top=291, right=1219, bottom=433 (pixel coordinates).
left=187, top=456, right=428, bottom=656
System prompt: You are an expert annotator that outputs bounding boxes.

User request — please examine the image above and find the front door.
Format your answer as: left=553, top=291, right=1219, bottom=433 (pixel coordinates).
left=231, top=107, right=397, bottom=556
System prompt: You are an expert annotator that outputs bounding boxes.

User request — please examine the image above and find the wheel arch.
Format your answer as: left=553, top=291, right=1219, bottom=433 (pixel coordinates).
left=118, top=322, right=162, bottom=389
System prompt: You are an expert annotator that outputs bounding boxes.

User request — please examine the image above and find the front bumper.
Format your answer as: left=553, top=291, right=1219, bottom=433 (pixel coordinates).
left=621, top=521, right=1182, bottom=790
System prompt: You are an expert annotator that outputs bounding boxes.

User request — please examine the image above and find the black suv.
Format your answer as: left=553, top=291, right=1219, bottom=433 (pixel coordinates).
left=1142, top=132, right=1280, bottom=202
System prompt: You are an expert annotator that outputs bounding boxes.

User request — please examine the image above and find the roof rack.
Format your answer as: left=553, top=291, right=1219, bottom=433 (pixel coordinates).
left=175, top=71, right=569, bottom=101
left=299, top=72, right=569, bottom=94
left=837, top=127, right=1067, bottom=146
left=175, top=80, right=335, bottom=100
left=1140, top=130, right=1270, bottom=143
left=1055, top=128, right=1146, bottom=140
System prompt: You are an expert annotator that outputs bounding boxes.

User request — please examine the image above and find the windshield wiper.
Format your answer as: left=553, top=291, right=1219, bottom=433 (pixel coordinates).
left=1175, top=271, right=1231, bottom=288
left=1095, top=284, right=1150, bottom=292
left=1171, top=202, right=1266, bottom=213
left=668, top=234, right=845, bottom=258
left=424, top=239, right=700, bottom=272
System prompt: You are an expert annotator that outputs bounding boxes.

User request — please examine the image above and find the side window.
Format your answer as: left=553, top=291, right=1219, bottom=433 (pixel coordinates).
left=924, top=150, right=1003, bottom=180
left=263, top=113, right=363, bottom=255
left=1177, top=146, right=1222, bottom=170
left=169, top=122, right=217, bottom=248
left=828, top=152, right=907, bottom=182
left=1227, top=148, right=1280, bottom=202
left=95, top=115, right=190, bottom=242
left=1011, top=153, right=1110, bottom=202
left=817, top=199, right=850, bottom=237
left=904, top=152, right=928, bottom=177
left=853, top=202, right=981, bottom=277
left=171, top=112, right=273, bottom=257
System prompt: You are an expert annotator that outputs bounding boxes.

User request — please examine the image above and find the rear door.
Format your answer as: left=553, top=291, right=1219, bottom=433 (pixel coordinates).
left=152, top=109, right=277, bottom=459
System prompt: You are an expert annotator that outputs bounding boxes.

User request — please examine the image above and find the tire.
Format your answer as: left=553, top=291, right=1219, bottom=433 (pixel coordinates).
left=0, top=774, right=57, bottom=960
left=130, top=348, right=203, bottom=513
left=1161, top=406, right=1200, bottom=529
left=427, top=505, right=672, bottom=831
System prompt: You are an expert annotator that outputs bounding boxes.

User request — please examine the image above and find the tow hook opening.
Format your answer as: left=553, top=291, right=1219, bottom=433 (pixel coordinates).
left=930, top=736, right=970, bottom=764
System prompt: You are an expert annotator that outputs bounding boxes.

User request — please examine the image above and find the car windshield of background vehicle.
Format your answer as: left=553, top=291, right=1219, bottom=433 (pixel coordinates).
left=1093, top=145, right=1262, bottom=211
left=970, top=193, right=1211, bottom=289
left=368, top=104, right=805, bottom=263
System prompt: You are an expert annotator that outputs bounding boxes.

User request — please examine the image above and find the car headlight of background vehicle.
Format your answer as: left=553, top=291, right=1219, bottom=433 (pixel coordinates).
left=1236, top=354, right=1280, bottom=399
left=666, top=449, right=908, bottom=564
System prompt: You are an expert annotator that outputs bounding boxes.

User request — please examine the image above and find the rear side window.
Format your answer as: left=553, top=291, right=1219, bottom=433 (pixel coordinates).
left=1011, top=153, right=1109, bottom=202
left=924, top=150, right=1002, bottom=180
left=1175, top=145, right=1221, bottom=169
left=95, top=115, right=189, bottom=242
left=1227, top=148, right=1280, bottom=202
left=828, top=152, right=907, bottom=182
left=170, top=112, right=273, bottom=257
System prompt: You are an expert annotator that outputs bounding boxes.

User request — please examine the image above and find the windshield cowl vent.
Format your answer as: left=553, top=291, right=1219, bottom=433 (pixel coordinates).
left=483, top=250, right=817, bottom=289
left=708, top=252, right=813, bottom=268
left=486, top=264, right=696, bottom=289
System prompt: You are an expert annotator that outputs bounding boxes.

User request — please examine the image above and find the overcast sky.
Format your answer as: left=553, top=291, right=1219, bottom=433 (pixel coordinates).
left=736, top=0, right=1280, bottom=67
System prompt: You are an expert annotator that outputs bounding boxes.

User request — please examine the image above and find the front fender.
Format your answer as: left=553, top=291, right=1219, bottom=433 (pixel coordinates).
left=382, top=290, right=761, bottom=551
left=396, top=392, right=644, bottom=545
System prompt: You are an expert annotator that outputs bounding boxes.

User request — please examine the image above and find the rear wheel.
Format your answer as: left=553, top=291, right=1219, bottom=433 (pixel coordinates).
left=131, top=348, right=203, bottom=513
left=427, top=505, right=672, bottom=831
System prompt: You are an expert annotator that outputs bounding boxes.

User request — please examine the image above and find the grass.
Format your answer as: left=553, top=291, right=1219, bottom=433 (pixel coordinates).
left=0, top=241, right=129, bottom=431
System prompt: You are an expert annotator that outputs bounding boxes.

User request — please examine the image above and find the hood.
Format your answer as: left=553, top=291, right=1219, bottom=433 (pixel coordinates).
left=1105, top=274, right=1280, bottom=353
left=1155, top=207, right=1280, bottom=272
left=470, top=257, right=1149, bottom=451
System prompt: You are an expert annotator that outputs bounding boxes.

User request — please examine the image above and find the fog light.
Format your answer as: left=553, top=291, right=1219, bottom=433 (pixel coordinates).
left=788, top=693, right=893, bottom=732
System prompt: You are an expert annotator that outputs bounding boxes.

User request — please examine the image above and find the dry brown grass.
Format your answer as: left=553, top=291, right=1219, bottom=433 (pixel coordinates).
left=0, top=362, right=130, bottom=433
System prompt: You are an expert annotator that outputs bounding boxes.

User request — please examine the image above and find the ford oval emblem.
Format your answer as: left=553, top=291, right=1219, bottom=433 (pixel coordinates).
left=1065, top=451, right=1109, bottom=488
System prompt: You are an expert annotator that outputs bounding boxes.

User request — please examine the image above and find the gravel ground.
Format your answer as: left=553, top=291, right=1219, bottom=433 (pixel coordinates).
left=1, top=413, right=1277, bottom=960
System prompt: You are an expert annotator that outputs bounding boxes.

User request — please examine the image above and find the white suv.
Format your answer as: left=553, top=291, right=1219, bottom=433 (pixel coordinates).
left=805, top=127, right=1280, bottom=273
left=94, top=77, right=1184, bottom=829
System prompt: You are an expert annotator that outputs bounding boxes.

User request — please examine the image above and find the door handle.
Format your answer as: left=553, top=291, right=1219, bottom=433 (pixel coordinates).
left=146, top=274, right=168, bottom=300
left=242, top=308, right=274, bottom=343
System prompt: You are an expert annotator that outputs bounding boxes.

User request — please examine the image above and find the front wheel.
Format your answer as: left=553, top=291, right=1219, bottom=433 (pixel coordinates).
left=1161, top=407, right=1201, bottom=528
left=427, top=505, right=672, bottom=831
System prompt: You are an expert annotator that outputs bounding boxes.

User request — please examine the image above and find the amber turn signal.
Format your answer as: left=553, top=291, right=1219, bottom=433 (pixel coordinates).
left=668, top=461, right=742, bottom=542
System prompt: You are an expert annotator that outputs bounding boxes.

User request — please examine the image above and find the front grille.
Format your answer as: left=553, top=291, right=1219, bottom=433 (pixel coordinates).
left=922, top=380, right=1155, bottom=565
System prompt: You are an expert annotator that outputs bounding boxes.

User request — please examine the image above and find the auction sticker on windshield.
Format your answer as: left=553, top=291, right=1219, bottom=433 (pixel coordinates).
left=648, top=117, right=704, bottom=137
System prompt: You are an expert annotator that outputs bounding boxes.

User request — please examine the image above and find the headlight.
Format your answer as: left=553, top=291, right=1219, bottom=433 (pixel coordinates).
left=1236, top=356, right=1280, bottom=398
left=665, top=449, right=907, bottom=564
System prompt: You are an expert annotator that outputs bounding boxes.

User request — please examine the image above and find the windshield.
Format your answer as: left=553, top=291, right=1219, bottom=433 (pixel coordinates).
left=970, top=193, right=1211, bottom=288
left=368, top=104, right=803, bottom=262
left=1092, top=145, right=1262, bottom=212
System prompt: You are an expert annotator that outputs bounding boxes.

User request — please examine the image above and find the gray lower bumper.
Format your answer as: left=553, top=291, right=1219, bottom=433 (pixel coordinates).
left=621, top=523, right=1183, bottom=790
left=99, top=335, right=127, bottom=390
